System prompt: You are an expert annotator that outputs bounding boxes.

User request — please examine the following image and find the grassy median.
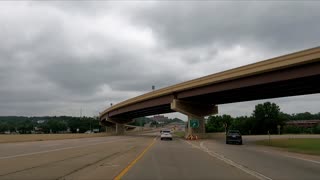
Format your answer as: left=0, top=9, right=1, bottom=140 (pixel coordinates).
left=256, top=138, right=320, bottom=155
left=173, top=131, right=185, bottom=138
left=0, top=133, right=109, bottom=143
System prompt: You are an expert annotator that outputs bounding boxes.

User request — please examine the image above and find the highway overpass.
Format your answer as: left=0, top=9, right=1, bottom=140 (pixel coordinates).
left=100, top=47, right=320, bottom=136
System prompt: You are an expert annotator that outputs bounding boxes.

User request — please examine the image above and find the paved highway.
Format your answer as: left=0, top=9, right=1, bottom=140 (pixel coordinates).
left=123, top=138, right=256, bottom=180
left=0, top=134, right=319, bottom=180
left=0, top=136, right=152, bottom=180
left=123, top=135, right=320, bottom=180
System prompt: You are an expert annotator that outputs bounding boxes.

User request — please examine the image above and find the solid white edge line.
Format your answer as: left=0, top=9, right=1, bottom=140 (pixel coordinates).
left=283, top=155, right=320, bottom=165
left=258, top=149, right=320, bottom=165
left=182, top=140, right=272, bottom=180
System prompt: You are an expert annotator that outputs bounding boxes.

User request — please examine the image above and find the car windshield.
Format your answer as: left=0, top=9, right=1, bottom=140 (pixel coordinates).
left=228, top=130, right=240, bottom=134
left=228, top=133, right=240, bottom=136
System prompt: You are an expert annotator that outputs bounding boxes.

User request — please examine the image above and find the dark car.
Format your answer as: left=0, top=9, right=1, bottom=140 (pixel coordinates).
left=226, top=130, right=242, bottom=145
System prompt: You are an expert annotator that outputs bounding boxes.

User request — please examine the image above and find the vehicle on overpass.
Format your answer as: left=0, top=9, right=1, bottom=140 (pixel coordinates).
left=226, top=130, right=242, bottom=145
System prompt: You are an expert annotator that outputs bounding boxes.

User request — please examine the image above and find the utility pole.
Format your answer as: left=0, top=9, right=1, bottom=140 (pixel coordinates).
left=90, top=118, right=92, bottom=132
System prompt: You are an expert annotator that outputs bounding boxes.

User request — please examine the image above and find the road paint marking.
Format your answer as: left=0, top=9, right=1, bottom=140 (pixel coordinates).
left=40, top=143, right=62, bottom=147
left=0, top=137, right=134, bottom=160
left=258, top=149, right=320, bottom=165
left=183, top=140, right=272, bottom=180
left=114, top=137, right=157, bottom=180
left=101, top=163, right=120, bottom=168
left=282, top=154, right=320, bottom=165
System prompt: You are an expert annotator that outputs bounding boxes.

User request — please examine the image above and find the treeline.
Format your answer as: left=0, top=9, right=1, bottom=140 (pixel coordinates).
left=206, top=102, right=320, bottom=135
left=0, top=115, right=184, bottom=134
left=0, top=116, right=102, bottom=134
left=129, top=117, right=184, bottom=127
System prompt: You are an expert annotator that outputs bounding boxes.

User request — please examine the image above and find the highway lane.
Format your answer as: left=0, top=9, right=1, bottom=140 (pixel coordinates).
left=0, top=136, right=154, bottom=180
left=0, top=136, right=129, bottom=158
left=198, top=139, right=320, bottom=180
left=1, top=134, right=320, bottom=180
left=123, top=138, right=256, bottom=180
left=123, top=136, right=320, bottom=180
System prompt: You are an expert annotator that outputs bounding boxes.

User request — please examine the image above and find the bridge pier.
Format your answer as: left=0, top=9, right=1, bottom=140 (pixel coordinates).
left=187, top=115, right=206, bottom=138
left=115, top=123, right=125, bottom=135
left=100, top=118, right=126, bottom=135
left=171, top=99, right=218, bottom=138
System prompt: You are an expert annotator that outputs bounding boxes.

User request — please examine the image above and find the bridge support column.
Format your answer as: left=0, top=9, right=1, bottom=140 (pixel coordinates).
left=171, top=99, right=218, bottom=138
left=100, top=118, right=126, bottom=135
left=105, top=126, right=116, bottom=134
left=115, top=123, right=125, bottom=135
left=187, top=115, right=206, bottom=135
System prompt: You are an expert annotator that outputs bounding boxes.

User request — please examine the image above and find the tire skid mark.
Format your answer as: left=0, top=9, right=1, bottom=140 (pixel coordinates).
left=0, top=137, right=133, bottom=160
left=57, top=146, right=136, bottom=180
left=0, top=138, right=136, bottom=178
left=0, top=152, right=94, bottom=177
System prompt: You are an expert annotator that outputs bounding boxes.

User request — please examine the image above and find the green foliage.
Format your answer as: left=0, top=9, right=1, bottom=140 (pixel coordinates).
left=283, top=125, right=303, bottom=134
left=205, top=101, right=320, bottom=135
left=129, top=117, right=184, bottom=127
left=252, top=102, right=284, bottom=134
left=314, top=124, right=320, bottom=134
left=130, top=117, right=152, bottom=126
left=171, top=118, right=184, bottom=123
left=229, top=116, right=254, bottom=135
left=290, top=112, right=316, bottom=120
left=206, top=114, right=232, bottom=133
left=256, top=138, right=320, bottom=155
left=0, top=116, right=101, bottom=134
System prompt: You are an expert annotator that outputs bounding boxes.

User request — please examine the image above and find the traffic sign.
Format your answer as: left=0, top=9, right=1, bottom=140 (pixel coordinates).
left=190, top=119, right=199, bottom=128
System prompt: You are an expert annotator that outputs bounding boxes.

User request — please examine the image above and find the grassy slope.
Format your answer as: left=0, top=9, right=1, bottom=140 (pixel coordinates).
left=0, top=133, right=108, bottom=143
left=173, top=131, right=185, bottom=138
left=256, top=138, right=320, bottom=155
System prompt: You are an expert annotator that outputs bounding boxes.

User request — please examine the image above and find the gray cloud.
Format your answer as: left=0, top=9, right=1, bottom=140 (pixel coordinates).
left=134, top=1, right=320, bottom=52
left=0, top=1, right=319, bottom=118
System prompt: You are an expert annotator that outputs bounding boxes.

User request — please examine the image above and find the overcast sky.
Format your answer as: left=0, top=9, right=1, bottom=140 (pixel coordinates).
left=0, top=1, right=319, bottom=119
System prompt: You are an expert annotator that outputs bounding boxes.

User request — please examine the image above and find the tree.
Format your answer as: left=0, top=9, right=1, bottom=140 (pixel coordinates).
left=229, top=116, right=253, bottom=135
left=252, top=102, right=284, bottom=134
left=313, top=124, right=320, bottom=134
left=17, top=119, right=34, bottom=134
left=47, top=120, right=67, bottom=133
left=206, top=115, right=233, bottom=133
left=291, top=112, right=315, bottom=120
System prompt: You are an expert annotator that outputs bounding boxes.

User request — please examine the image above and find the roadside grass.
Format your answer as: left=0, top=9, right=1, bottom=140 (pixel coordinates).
left=174, top=131, right=185, bottom=138
left=256, top=138, right=320, bottom=155
left=0, top=133, right=109, bottom=144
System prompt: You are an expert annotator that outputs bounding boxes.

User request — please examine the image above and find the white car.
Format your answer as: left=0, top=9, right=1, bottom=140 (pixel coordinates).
left=160, top=131, right=173, bottom=140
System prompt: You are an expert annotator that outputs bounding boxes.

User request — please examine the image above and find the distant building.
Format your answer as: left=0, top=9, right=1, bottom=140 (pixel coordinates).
left=286, top=120, right=320, bottom=128
left=151, top=115, right=169, bottom=124
left=34, top=127, right=44, bottom=134
left=37, top=120, right=46, bottom=124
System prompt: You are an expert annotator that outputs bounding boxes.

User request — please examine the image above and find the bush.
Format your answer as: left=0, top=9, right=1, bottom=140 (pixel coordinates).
left=283, top=126, right=302, bottom=134
left=283, top=125, right=315, bottom=134
left=314, top=124, right=320, bottom=134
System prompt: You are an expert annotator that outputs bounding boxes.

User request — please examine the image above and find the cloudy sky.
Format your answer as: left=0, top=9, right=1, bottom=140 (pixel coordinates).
left=0, top=1, right=319, bottom=119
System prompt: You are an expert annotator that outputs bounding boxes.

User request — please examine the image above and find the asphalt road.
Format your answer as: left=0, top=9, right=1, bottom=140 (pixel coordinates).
left=1, top=134, right=320, bottom=180
left=123, top=138, right=256, bottom=180
left=123, top=135, right=320, bottom=180
left=0, top=136, right=153, bottom=180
